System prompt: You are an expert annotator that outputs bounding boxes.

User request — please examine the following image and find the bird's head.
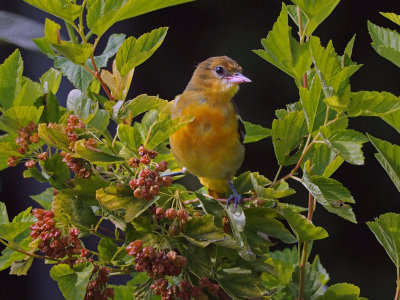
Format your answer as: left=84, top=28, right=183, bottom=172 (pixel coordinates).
left=186, top=56, right=251, bottom=97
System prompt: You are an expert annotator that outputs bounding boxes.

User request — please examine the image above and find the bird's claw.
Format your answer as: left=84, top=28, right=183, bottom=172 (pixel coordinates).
left=226, top=194, right=243, bottom=212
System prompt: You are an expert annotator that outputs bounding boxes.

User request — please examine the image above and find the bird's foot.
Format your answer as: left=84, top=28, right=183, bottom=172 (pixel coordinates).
left=226, top=194, right=243, bottom=212
left=227, top=179, right=242, bottom=212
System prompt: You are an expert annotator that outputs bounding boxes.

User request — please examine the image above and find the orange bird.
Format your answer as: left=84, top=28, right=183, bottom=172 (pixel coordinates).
left=169, top=56, right=251, bottom=209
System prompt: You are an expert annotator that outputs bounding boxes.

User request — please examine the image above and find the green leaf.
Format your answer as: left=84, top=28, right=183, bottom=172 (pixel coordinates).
left=74, top=140, right=124, bottom=164
left=124, top=94, right=166, bottom=119
left=0, top=206, right=35, bottom=241
left=0, top=202, right=9, bottom=224
left=0, top=234, right=32, bottom=272
left=299, top=75, right=323, bottom=132
left=40, top=67, right=62, bottom=94
left=44, top=19, right=92, bottom=65
left=52, top=34, right=125, bottom=93
left=310, top=36, right=361, bottom=96
left=66, top=89, right=98, bottom=120
left=38, top=123, right=70, bottom=151
left=302, top=173, right=356, bottom=223
left=10, top=258, right=34, bottom=276
left=272, top=110, right=307, bottom=166
left=96, top=184, right=132, bottom=210
left=24, top=0, right=82, bottom=23
left=196, top=193, right=225, bottom=227
left=30, top=188, right=54, bottom=210
left=184, top=245, right=212, bottom=278
left=292, top=0, right=340, bottom=36
left=322, top=285, right=367, bottom=300
left=253, top=3, right=312, bottom=83
left=183, top=214, right=228, bottom=247
left=316, top=283, right=366, bottom=300
left=111, top=284, right=136, bottom=300
left=96, top=184, right=158, bottom=222
left=52, top=192, right=97, bottom=229
left=367, top=213, right=400, bottom=272
left=37, top=92, right=62, bottom=123
left=53, top=57, right=94, bottom=92
left=242, top=121, right=271, bottom=143
left=116, top=27, right=168, bottom=76
left=50, top=262, right=94, bottom=300
left=98, top=238, right=118, bottom=262
left=310, top=144, right=343, bottom=177
left=320, top=128, right=368, bottom=165
left=33, top=37, right=55, bottom=56
left=42, top=152, right=71, bottom=189
left=290, top=262, right=322, bottom=299
left=0, top=105, right=43, bottom=133
left=381, top=12, right=400, bottom=26
left=86, top=0, right=194, bottom=36
left=368, top=21, right=400, bottom=68
left=144, top=114, right=194, bottom=150
left=368, top=134, right=400, bottom=193
left=217, top=267, right=266, bottom=299
left=348, top=91, right=400, bottom=117
left=382, top=110, right=400, bottom=134
left=117, top=124, right=143, bottom=152
left=233, top=171, right=271, bottom=195
left=245, top=208, right=297, bottom=248
left=0, top=49, right=23, bottom=109
left=281, top=206, right=328, bottom=243
left=262, top=246, right=297, bottom=288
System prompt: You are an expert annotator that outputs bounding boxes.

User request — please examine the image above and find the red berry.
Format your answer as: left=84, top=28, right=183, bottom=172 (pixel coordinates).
left=140, top=155, right=151, bottom=165
left=38, top=152, right=48, bottom=161
left=133, top=188, right=142, bottom=199
left=24, top=160, right=36, bottom=168
left=69, top=227, right=80, bottom=236
left=148, top=150, right=158, bottom=159
left=155, top=207, right=164, bottom=216
left=29, top=133, right=40, bottom=143
left=165, top=208, right=177, bottom=220
left=80, top=249, right=90, bottom=257
left=156, top=161, right=168, bottom=172
left=162, top=176, right=173, bottom=187
left=177, top=209, right=188, bottom=221
left=138, top=145, right=148, bottom=156
left=18, top=147, right=26, bottom=154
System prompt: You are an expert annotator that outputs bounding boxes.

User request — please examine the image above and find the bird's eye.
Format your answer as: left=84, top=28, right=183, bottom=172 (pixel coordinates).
left=215, top=66, right=225, bottom=76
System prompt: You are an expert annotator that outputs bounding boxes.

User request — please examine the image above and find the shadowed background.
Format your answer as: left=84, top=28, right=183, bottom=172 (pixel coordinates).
left=1, top=1, right=400, bottom=299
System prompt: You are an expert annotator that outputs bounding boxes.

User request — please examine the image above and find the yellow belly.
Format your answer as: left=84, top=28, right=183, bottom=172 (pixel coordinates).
left=170, top=101, right=244, bottom=192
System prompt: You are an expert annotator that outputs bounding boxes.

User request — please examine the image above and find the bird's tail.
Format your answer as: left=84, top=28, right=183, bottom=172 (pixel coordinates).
left=198, top=177, right=227, bottom=198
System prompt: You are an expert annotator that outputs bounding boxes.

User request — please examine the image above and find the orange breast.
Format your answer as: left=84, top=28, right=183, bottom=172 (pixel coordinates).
left=170, top=98, right=244, bottom=180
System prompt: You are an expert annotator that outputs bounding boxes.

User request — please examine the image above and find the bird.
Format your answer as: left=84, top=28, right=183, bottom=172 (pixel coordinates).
left=169, top=56, right=251, bottom=210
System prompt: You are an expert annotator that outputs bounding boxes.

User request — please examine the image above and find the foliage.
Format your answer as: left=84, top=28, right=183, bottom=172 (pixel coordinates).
left=0, top=1, right=400, bottom=300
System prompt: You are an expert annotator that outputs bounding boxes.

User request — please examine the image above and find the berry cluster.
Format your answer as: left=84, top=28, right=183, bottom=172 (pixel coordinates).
left=84, top=265, right=114, bottom=300
left=66, top=114, right=85, bottom=150
left=150, top=277, right=219, bottom=300
left=30, top=209, right=88, bottom=260
left=60, top=151, right=91, bottom=178
left=7, top=122, right=39, bottom=167
left=128, top=146, right=172, bottom=201
left=126, top=240, right=186, bottom=278
left=150, top=207, right=189, bottom=236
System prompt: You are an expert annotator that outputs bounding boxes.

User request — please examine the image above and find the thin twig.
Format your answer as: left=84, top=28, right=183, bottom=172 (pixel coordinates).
left=0, top=238, right=62, bottom=262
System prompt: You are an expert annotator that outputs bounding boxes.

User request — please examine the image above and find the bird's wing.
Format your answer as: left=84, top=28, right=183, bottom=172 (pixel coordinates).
left=231, top=99, right=246, bottom=144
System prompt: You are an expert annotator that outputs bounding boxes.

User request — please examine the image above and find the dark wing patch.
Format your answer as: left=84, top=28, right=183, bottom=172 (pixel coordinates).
left=231, top=100, right=246, bottom=144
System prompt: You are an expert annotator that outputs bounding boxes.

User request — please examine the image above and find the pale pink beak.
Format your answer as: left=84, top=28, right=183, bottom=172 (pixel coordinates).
left=225, top=72, right=252, bottom=83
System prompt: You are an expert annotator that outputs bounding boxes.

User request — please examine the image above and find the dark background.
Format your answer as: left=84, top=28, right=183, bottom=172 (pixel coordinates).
left=1, top=1, right=400, bottom=299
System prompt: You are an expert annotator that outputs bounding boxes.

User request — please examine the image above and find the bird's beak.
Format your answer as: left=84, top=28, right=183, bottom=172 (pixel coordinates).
left=225, top=72, right=252, bottom=84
